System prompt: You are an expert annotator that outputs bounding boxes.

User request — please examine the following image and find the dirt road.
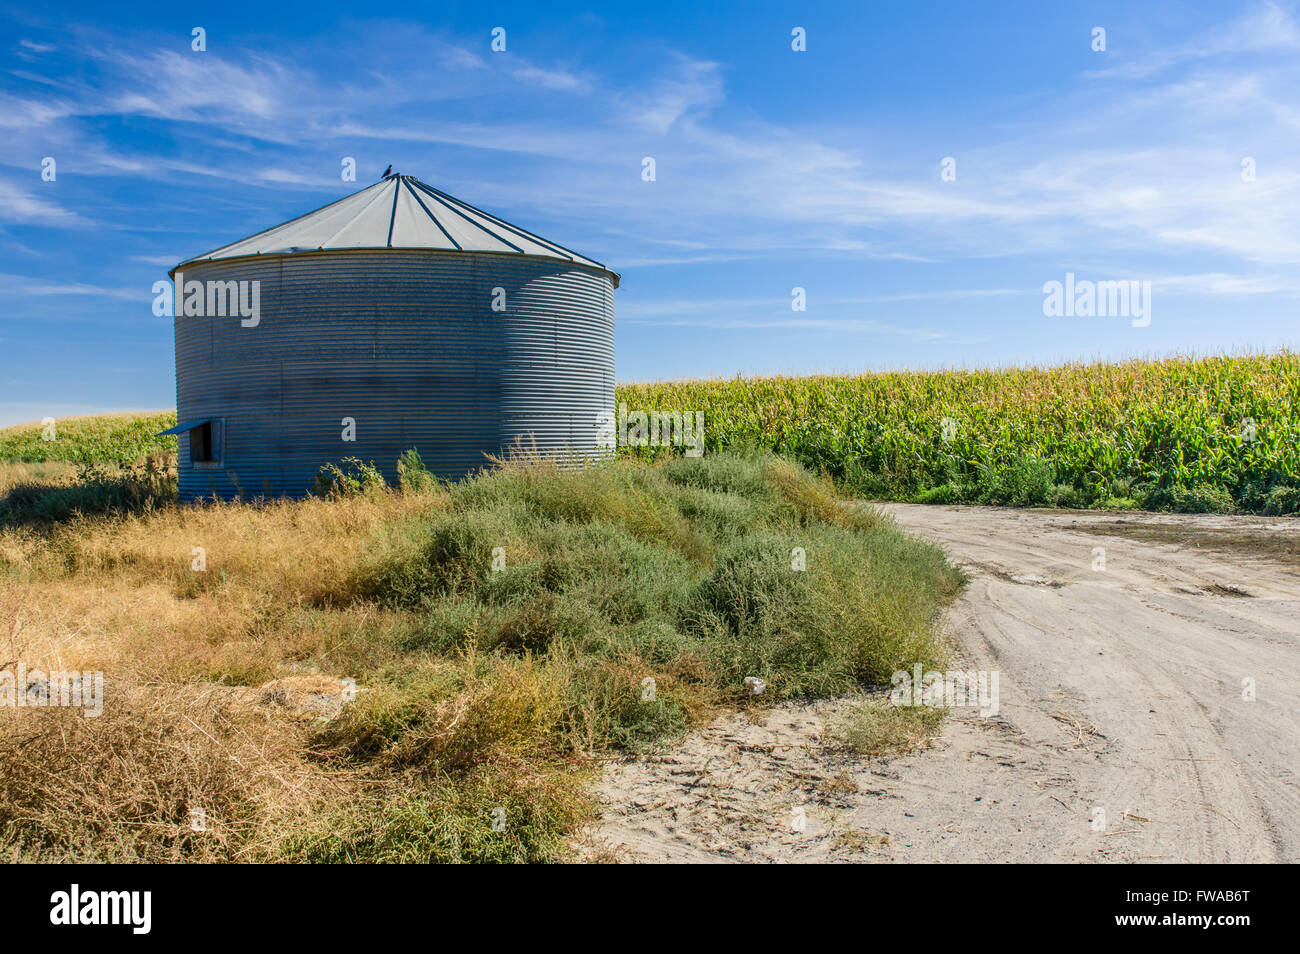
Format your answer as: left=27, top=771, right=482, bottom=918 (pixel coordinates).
left=585, top=506, right=1299, bottom=863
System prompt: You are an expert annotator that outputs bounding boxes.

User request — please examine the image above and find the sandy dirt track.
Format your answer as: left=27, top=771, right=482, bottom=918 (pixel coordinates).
left=585, top=506, right=1299, bottom=863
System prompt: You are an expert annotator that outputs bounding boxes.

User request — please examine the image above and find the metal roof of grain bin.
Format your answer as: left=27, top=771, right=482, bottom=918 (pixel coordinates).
left=167, top=174, right=617, bottom=500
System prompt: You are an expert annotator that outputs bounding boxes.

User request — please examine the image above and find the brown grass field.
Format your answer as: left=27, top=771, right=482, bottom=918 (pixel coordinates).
left=0, top=451, right=959, bottom=862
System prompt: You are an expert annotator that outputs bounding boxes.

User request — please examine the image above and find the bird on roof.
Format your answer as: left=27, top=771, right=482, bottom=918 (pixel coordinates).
left=382, top=165, right=394, bottom=179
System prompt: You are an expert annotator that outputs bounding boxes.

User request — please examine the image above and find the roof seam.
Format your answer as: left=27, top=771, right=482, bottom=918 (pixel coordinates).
left=316, top=181, right=395, bottom=250
left=403, top=177, right=462, bottom=251
left=418, top=181, right=583, bottom=263
left=385, top=177, right=399, bottom=248
left=176, top=179, right=389, bottom=269
left=409, top=179, right=526, bottom=255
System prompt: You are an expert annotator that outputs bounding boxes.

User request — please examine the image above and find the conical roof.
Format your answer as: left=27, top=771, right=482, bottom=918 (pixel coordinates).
left=172, top=174, right=618, bottom=286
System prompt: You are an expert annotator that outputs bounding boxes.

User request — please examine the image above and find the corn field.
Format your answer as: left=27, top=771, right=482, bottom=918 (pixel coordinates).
left=0, top=412, right=177, bottom=468
left=617, top=353, right=1300, bottom=512
left=4, top=355, right=1298, bottom=512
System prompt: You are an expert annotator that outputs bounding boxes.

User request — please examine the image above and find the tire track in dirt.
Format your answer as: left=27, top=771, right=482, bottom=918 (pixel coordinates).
left=583, top=506, right=1299, bottom=863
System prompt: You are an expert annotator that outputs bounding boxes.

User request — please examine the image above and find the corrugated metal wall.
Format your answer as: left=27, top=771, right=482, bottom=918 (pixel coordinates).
left=173, top=249, right=615, bottom=500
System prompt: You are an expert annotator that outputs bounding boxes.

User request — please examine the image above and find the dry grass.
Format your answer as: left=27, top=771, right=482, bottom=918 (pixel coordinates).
left=0, top=451, right=959, bottom=863
left=831, top=698, right=947, bottom=757
left=0, top=461, right=78, bottom=492
left=2, top=487, right=440, bottom=680
left=0, top=479, right=475, bottom=861
left=0, top=682, right=331, bottom=863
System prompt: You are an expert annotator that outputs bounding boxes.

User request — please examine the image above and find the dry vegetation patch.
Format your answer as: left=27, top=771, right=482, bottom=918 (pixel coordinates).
left=0, top=451, right=960, bottom=862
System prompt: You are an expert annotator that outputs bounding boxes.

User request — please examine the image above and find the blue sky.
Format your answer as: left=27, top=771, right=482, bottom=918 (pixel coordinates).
left=2, top=0, right=1298, bottom=426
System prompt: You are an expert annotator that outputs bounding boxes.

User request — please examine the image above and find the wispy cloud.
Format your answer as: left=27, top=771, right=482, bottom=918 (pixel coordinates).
left=512, top=63, right=589, bottom=91
left=620, top=288, right=1021, bottom=319
left=0, top=177, right=86, bottom=225
left=1086, top=1, right=1300, bottom=80
left=621, top=313, right=989, bottom=345
left=0, top=273, right=142, bottom=300
left=1152, top=271, right=1300, bottom=296
left=3, top=5, right=1298, bottom=312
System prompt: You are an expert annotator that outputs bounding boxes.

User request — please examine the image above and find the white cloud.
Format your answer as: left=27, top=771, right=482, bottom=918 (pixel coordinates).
left=2, top=5, right=1298, bottom=298
left=621, top=54, right=724, bottom=133
left=1087, top=1, right=1300, bottom=80
left=1151, top=272, right=1300, bottom=296
left=0, top=273, right=142, bottom=300
left=107, top=50, right=282, bottom=121
left=620, top=288, right=1020, bottom=319
left=621, top=313, right=988, bottom=344
left=0, top=177, right=86, bottom=225
left=512, top=64, right=587, bottom=91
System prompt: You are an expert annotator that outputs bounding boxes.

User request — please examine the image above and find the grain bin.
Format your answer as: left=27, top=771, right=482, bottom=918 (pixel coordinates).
left=164, top=175, right=618, bottom=500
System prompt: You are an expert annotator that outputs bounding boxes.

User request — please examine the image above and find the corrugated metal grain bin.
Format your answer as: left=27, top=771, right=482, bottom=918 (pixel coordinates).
left=165, top=175, right=618, bottom=500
